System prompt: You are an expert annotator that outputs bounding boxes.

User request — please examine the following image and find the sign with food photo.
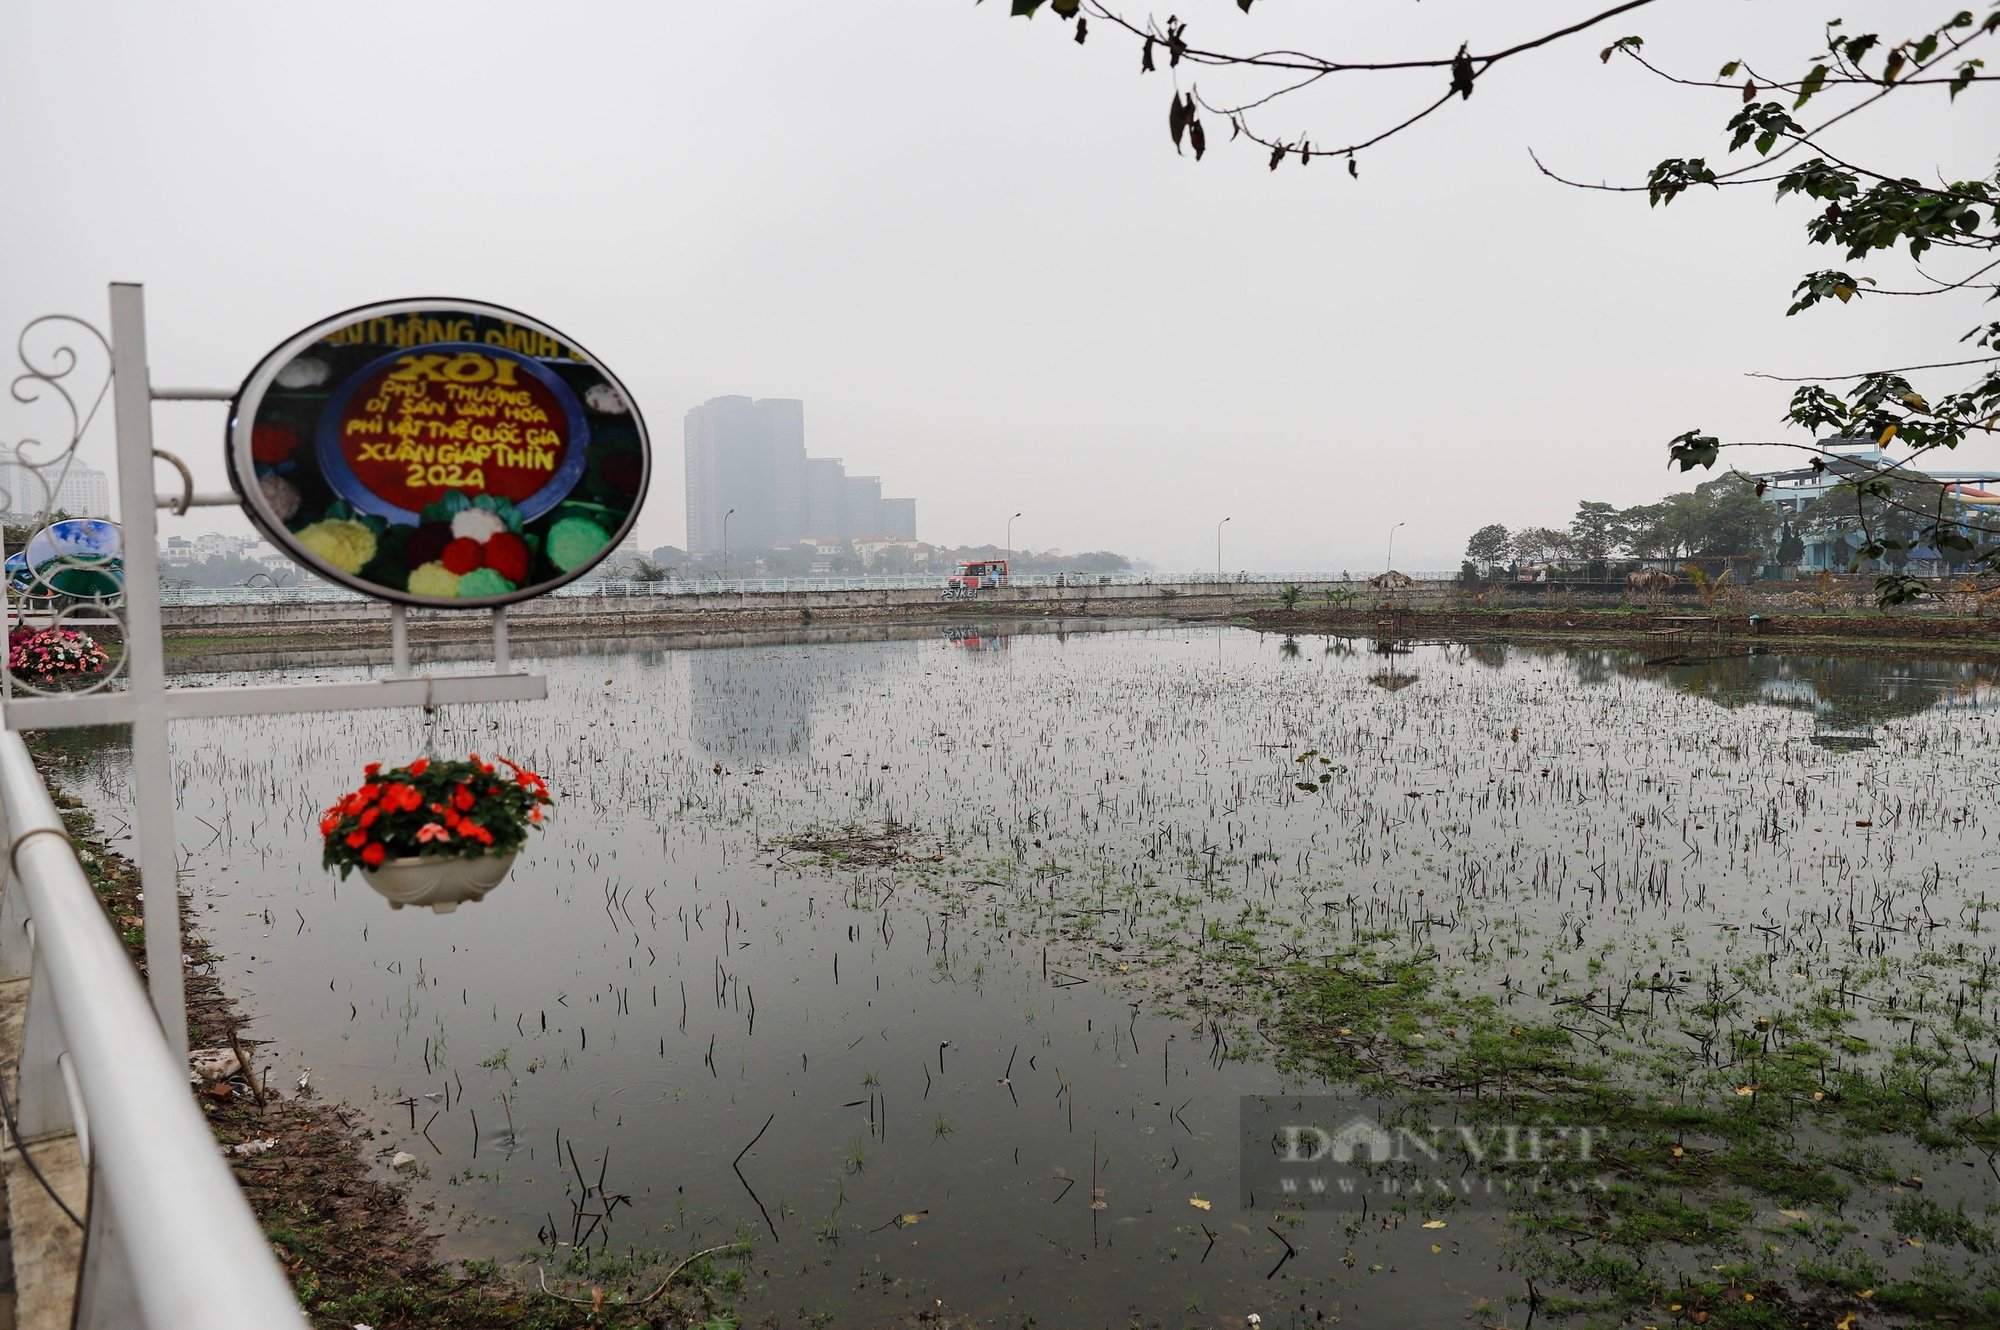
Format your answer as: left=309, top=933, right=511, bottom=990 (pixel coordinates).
left=228, top=300, right=648, bottom=607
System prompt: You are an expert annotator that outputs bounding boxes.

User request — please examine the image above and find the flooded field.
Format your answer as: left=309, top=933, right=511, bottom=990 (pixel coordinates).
left=49, top=624, right=2000, bottom=1328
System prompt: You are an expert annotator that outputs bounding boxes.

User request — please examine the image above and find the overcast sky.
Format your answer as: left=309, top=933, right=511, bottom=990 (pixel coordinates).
left=2, top=1, right=1988, bottom=573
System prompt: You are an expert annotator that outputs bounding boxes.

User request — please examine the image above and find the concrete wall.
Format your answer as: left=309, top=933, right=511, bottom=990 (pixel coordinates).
left=159, top=580, right=1357, bottom=640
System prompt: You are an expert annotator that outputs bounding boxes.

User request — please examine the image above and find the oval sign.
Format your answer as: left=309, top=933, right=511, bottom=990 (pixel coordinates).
left=228, top=299, right=649, bottom=607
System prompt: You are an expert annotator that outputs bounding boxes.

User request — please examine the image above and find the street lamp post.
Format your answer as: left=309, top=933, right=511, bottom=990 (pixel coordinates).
left=1385, top=521, right=1405, bottom=576
left=1217, top=516, right=1231, bottom=579
left=1006, top=512, right=1021, bottom=581
left=722, top=507, right=736, bottom=584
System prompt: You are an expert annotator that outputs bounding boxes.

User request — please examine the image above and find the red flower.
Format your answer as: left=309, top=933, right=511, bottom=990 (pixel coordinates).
left=407, top=758, right=429, bottom=777
left=319, top=812, right=340, bottom=836
left=361, top=842, right=387, bottom=867
left=345, top=830, right=368, bottom=849
left=453, top=785, right=474, bottom=811
left=359, top=807, right=380, bottom=828
left=250, top=421, right=297, bottom=465
left=364, top=762, right=382, bottom=779
left=483, top=531, right=530, bottom=583
left=440, top=537, right=485, bottom=576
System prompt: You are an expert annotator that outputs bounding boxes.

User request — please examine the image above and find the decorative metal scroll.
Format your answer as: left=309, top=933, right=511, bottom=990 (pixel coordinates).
left=1, top=315, right=128, bottom=699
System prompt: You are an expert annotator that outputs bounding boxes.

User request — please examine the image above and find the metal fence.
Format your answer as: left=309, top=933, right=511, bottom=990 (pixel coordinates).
left=0, top=733, right=304, bottom=1327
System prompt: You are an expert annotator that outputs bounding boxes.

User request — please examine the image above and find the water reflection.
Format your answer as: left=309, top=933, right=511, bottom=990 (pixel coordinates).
left=1659, top=651, right=2000, bottom=728
left=687, top=639, right=895, bottom=761
left=938, top=624, right=1009, bottom=655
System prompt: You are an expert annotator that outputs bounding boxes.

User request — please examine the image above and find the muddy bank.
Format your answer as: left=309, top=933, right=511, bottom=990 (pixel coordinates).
left=162, top=614, right=1162, bottom=674
left=1232, top=604, right=2000, bottom=652
left=157, top=581, right=1282, bottom=653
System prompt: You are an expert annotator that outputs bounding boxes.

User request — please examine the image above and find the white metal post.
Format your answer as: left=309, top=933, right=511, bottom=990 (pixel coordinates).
left=108, top=283, right=190, bottom=1065
left=16, top=952, right=75, bottom=1139
left=73, top=1181, right=142, bottom=1330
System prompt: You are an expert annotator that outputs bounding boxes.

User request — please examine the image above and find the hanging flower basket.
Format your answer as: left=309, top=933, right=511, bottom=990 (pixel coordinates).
left=320, top=754, right=552, bottom=913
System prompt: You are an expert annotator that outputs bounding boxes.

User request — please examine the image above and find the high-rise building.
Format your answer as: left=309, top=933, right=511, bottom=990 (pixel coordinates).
left=764, top=399, right=806, bottom=545
left=683, top=396, right=808, bottom=553
left=684, top=397, right=915, bottom=555
left=841, top=475, right=882, bottom=542
left=804, top=458, right=845, bottom=542
left=879, top=497, right=917, bottom=541
left=0, top=454, right=113, bottom=522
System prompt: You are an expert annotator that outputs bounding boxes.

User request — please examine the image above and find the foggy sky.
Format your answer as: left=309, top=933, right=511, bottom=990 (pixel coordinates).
left=2, top=1, right=1987, bottom=574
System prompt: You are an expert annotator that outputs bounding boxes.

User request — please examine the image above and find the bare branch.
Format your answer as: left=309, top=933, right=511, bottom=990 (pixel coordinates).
left=1527, top=146, right=1785, bottom=193
left=1082, top=0, right=1663, bottom=77
left=1744, top=354, right=2000, bottom=383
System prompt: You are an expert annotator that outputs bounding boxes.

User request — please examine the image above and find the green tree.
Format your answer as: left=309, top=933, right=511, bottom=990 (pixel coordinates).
left=1777, top=522, right=1806, bottom=566
left=1464, top=523, right=1510, bottom=568
left=1689, top=475, right=1779, bottom=558
left=1618, top=502, right=1674, bottom=559
left=3, top=510, right=74, bottom=551
left=1567, top=501, right=1623, bottom=560
left=627, top=559, right=672, bottom=584
left=1068, top=550, right=1133, bottom=574
left=1509, top=526, right=1571, bottom=565
left=1616, top=478, right=1776, bottom=561
left=1650, top=493, right=1707, bottom=560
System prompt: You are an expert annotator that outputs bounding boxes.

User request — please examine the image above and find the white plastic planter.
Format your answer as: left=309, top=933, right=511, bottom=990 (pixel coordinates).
left=360, top=850, right=517, bottom=913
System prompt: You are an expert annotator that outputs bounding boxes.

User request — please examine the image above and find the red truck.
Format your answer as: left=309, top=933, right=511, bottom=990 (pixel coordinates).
left=944, top=559, right=1008, bottom=592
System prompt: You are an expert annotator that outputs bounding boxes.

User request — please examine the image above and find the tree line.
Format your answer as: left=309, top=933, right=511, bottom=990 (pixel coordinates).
left=1465, top=471, right=1978, bottom=572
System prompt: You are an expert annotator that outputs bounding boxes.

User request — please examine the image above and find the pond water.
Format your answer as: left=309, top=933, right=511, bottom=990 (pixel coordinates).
left=53, top=625, right=2000, bottom=1328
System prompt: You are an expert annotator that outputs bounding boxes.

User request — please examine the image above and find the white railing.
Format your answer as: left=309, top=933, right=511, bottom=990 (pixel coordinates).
left=0, top=732, right=304, bottom=1328
left=157, top=571, right=1428, bottom=607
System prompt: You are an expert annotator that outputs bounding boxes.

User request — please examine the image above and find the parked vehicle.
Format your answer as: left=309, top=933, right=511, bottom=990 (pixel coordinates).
left=945, top=559, right=1008, bottom=591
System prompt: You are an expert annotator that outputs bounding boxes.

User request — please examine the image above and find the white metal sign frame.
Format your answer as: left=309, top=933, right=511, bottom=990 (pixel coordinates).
left=2, top=283, right=547, bottom=1063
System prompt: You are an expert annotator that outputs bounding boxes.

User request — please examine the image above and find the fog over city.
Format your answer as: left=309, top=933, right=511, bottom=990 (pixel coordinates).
left=3, top=0, right=1988, bottom=573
